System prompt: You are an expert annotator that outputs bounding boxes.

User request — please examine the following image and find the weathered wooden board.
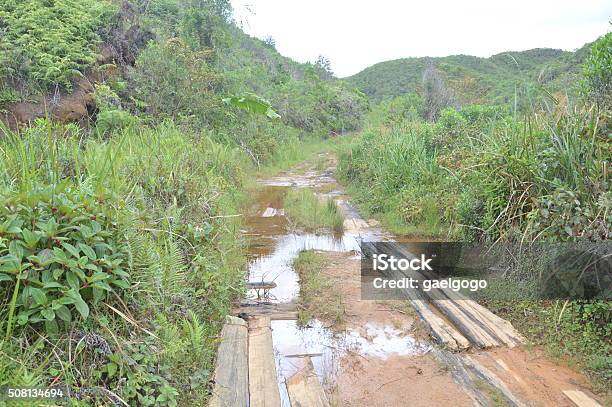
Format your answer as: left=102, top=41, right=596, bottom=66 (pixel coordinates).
left=248, top=316, right=281, bottom=407
left=362, top=242, right=470, bottom=350
left=363, top=241, right=525, bottom=349
left=286, top=357, right=330, bottom=407
left=235, top=301, right=298, bottom=320
left=495, top=359, right=528, bottom=389
left=563, top=390, right=602, bottom=407
left=209, top=316, right=249, bottom=407
left=435, top=349, right=527, bottom=407
left=464, top=355, right=528, bottom=407
left=407, top=296, right=470, bottom=351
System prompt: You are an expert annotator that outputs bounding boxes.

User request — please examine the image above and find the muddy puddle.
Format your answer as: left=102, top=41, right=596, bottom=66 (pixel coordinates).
left=244, top=180, right=429, bottom=405
left=272, top=319, right=431, bottom=406
left=247, top=233, right=361, bottom=302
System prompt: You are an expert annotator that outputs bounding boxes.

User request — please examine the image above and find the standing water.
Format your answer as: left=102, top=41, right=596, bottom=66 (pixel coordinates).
left=244, top=179, right=430, bottom=405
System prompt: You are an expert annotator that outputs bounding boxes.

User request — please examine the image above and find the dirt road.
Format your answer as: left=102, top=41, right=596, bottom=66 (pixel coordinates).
left=239, top=153, right=603, bottom=407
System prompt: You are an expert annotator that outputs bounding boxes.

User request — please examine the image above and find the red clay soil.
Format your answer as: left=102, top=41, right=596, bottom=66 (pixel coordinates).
left=316, top=251, right=473, bottom=407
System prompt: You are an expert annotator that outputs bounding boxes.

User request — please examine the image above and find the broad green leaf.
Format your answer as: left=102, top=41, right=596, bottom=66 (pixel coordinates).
left=30, top=287, right=47, bottom=305
left=71, top=292, right=89, bottom=320
left=45, top=319, right=59, bottom=337
left=78, top=243, right=96, bottom=260
left=58, top=296, right=76, bottom=305
left=61, top=242, right=80, bottom=258
left=55, top=305, right=72, bottom=322
left=112, top=279, right=130, bottom=289
left=223, top=93, right=281, bottom=119
left=52, top=247, right=68, bottom=262
left=93, top=281, right=112, bottom=291
left=9, top=240, right=24, bottom=261
left=66, top=272, right=80, bottom=291
left=43, top=282, right=64, bottom=289
left=22, top=228, right=40, bottom=248
left=0, top=273, right=13, bottom=282
left=41, top=308, right=55, bottom=321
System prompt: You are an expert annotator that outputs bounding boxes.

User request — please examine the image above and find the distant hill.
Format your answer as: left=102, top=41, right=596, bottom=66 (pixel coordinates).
left=347, top=43, right=594, bottom=105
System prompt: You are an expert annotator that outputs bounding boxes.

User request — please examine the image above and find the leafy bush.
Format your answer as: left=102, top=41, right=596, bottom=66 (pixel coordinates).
left=0, top=183, right=129, bottom=338
left=96, top=109, right=138, bottom=135
left=0, top=0, right=115, bottom=90
left=340, top=101, right=609, bottom=241
left=438, top=107, right=467, bottom=133
left=0, top=119, right=248, bottom=405
left=0, top=88, right=20, bottom=110
left=459, top=104, right=507, bottom=124
left=130, top=38, right=222, bottom=123
left=582, top=32, right=612, bottom=106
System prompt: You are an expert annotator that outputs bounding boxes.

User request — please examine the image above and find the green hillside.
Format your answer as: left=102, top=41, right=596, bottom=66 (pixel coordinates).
left=347, top=44, right=592, bottom=105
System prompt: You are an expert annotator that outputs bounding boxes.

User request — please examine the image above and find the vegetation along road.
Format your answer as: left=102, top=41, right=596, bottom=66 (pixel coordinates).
left=0, top=0, right=609, bottom=406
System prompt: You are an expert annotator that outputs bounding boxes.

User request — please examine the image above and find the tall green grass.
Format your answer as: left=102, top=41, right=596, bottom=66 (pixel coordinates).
left=0, top=119, right=249, bottom=405
left=338, top=103, right=609, bottom=241
left=283, top=189, right=344, bottom=233
left=338, top=97, right=610, bottom=396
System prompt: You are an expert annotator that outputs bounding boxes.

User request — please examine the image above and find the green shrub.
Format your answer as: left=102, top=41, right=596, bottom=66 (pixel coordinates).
left=93, top=83, right=122, bottom=111
left=0, top=0, right=115, bottom=90
left=582, top=32, right=612, bottom=106
left=96, top=109, right=138, bottom=135
left=438, top=107, right=467, bottom=133
left=0, top=119, right=248, bottom=405
left=130, top=38, right=222, bottom=123
left=0, top=183, right=129, bottom=338
left=0, top=87, right=20, bottom=110
left=459, top=104, right=507, bottom=124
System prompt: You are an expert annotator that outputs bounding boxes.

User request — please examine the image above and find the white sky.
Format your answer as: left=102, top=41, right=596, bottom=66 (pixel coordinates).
left=230, top=0, right=611, bottom=77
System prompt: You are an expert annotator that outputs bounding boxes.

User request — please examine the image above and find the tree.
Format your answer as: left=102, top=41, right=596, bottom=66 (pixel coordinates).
left=180, top=0, right=232, bottom=50
left=314, top=55, right=334, bottom=80
left=421, top=59, right=455, bottom=121
left=263, top=36, right=276, bottom=49
left=582, top=32, right=611, bottom=107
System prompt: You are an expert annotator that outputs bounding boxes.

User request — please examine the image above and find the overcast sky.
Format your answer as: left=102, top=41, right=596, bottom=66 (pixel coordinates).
left=230, top=0, right=611, bottom=77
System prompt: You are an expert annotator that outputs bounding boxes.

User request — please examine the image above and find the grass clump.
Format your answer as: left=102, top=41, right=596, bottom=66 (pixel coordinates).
left=293, top=250, right=344, bottom=325
left=284, top=189, right=344, bottom=233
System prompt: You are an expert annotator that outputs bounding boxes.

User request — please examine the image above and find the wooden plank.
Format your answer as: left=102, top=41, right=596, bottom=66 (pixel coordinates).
left=563, top=390, right=602, bottom=407
left=209, top=316, right=249, bottom=407
left=372, top=242, right=525, bottom=349
left=235, top=301, right=298, bottom=320
left=461, top=299, right=526, bottom=346
left=238, top=300, right=297, bottom=311
left=495, top=359, right=529, bottom=389
left=435, top=350, right=527, bottom=407
left=361, top=242, right=470, bottom=350
left=430, top=296, right=500, bottom=348
left=464, top=355, right=528, bottom=407
left=408, top=297, right=470, bottom=351
left=248, top=316, right=281, bottom=407
left=286, top=357, right=330, bottom=407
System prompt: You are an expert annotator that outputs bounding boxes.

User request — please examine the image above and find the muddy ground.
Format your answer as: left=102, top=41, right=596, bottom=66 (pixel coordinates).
left=242, top=152, right=604, bottom=407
